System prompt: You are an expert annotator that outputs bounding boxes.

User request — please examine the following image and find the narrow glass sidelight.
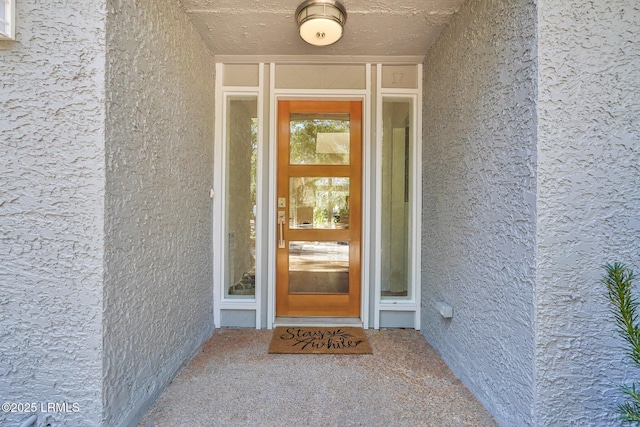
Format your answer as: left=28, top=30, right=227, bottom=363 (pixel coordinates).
left=380, top=98, right=413, bottom=299
left=225, top=96, right=258, bottom=298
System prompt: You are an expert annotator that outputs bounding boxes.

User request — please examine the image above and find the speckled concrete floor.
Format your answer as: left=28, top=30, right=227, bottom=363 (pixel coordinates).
left=138, top=329, right=497, bottom=427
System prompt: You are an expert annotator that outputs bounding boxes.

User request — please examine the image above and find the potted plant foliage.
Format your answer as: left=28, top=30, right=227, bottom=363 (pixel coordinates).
left=603, top=262, right=640, bottom=424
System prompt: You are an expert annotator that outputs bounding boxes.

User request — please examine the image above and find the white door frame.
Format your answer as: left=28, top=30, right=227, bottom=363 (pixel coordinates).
left=266, top=64, right=372, bottom=328
left=213, top=60, right=422, bottom=330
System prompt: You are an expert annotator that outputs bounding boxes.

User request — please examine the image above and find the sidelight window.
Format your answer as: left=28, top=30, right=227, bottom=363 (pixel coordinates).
left=374, top=62, right=422, bottom=329
left=224, top=96, right=258, bottom=299
left=380, top=98, right=413, bottom=299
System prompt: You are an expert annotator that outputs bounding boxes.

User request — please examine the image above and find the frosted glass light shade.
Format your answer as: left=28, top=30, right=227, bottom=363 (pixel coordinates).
left=296, top=0, right=347, bottom=46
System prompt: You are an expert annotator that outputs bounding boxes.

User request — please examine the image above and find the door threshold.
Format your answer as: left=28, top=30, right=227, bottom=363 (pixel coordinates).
left=274, top=317, right=364, bottom=328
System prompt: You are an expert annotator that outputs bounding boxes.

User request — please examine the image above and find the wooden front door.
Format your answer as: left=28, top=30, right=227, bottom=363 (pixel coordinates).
left=276, top=100, right=362, bottom=317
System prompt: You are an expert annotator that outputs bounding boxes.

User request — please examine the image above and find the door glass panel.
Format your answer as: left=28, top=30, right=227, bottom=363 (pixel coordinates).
left=290, top=113, right=350, bottom=165
left=289, top=177, right=350, bottom=229
left=381, top=99, right=412, bottom=299
left=288, top=241, right=349, bottom=294
left=225, top=96, right=258, bottom=298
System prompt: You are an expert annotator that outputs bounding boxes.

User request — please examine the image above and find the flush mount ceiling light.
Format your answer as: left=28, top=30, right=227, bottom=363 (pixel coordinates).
left=295, top=0, right=347, bottom=47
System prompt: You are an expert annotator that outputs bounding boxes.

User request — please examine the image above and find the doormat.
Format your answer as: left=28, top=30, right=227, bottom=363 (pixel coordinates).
left=268, top=327, right=372, bottom=354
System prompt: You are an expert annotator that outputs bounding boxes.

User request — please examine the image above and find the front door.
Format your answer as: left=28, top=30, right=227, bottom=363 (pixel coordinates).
left=276, top=100, right=362, bottom=317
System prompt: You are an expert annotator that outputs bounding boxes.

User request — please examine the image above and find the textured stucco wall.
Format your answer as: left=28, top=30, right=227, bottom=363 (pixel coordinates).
left=0, top=1, right=106, bottom=426
left=103, top=0, right=215, bottom=425
left=422, top=0, right=538, bottom=425
left=535, top=1, right=640, bottom=425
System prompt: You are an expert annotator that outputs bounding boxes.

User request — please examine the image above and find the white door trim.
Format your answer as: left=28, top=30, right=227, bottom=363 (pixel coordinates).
left=266, top=68, right=371, bottom=328
left=213, top=61, right=422, bottom=330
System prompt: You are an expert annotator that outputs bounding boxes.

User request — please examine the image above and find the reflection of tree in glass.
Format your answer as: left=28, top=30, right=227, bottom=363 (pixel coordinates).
left=290, top=119, right=349, bottom=164
left=290, top=178, right=350, bottom=229
left=289, top=119, right=350, bottom=228
left=250, top=118, right=258, bottom=241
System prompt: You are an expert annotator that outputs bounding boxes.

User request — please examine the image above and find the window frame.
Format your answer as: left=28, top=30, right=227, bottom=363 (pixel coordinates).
left=373, top=64, right=423, bottom=330
left=0, top=0, right=15, bottom=41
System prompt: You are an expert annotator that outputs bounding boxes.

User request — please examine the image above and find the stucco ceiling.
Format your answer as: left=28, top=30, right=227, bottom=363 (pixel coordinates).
left=180, top=0, right=465, bottom=56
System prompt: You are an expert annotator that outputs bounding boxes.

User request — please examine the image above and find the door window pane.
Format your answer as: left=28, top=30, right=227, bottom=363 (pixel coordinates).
left=289, top=241, right=349, bottom=294
left=289, top=177, right=350, bottom=229
left=225, top=97, right=258, bottom=298
left=290, top=113, right=350, bottom=165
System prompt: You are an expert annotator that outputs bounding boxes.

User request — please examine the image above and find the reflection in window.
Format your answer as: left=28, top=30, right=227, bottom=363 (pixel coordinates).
left=290, top=114, right=350, bottom=165
left=225, top=97, right=258, bottom=298
left=0, top=0, right=15, bottom=40
left=289, top=241, right=349, bottom=294
left=289, top=177, right=350, bottom=229
left=381, top=99, right=412, bottom=298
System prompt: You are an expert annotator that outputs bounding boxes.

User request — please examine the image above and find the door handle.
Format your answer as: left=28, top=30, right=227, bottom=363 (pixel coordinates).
left=278, top=211, right=286, bottom=248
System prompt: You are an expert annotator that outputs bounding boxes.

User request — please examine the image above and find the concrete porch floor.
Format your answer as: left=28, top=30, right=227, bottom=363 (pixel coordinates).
left=138, top=328, right=497, bottom=427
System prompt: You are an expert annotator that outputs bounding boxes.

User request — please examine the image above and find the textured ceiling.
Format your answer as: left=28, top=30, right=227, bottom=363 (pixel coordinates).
left=180, top=0, right=465, bottom=56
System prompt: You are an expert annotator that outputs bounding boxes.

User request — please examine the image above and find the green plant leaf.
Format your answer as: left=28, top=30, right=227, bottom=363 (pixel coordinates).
left=603, top=263, right=640, bottom=423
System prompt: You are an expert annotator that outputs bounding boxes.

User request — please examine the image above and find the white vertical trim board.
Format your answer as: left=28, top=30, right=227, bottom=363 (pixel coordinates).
left=213, top=63, right=225, bottom=329
left=373, top=64, right=383, bottom=330
left=254, top=63, right=265, bottom=329
left=361, top=63, right=372, bottom=329
left=414, top=63, right=423, bottom=330
left=267, top=63, right=277, bottom=329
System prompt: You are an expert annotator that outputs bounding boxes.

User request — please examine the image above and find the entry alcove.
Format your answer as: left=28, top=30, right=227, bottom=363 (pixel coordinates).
left=213, top=60, right=422, bottom=329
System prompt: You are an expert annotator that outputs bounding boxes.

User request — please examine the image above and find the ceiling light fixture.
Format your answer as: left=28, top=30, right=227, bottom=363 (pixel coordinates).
left=295, top=0, right=347, bottom=47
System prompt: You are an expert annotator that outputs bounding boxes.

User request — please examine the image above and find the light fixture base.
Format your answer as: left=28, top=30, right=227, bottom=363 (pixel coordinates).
left=295, top=0, right=347, bottom=47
